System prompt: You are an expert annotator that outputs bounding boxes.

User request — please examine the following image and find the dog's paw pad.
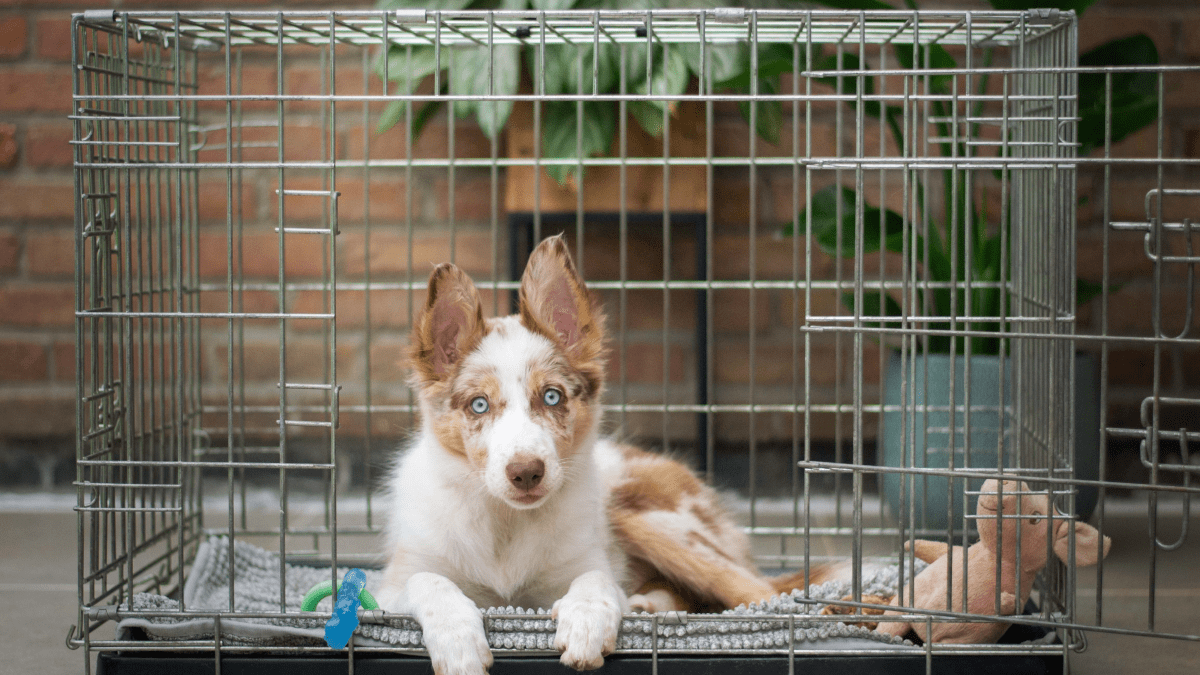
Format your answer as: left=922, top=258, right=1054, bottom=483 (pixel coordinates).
left=553, top=595, right=621, bottom=672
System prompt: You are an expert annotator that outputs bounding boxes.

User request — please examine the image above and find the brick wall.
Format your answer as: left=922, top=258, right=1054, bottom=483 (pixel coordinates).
left=1, top=1, right=1197, bottom=487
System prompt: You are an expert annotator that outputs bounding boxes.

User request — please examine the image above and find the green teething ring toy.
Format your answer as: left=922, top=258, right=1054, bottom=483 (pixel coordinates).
left=301, top=579, right=379, bottom=612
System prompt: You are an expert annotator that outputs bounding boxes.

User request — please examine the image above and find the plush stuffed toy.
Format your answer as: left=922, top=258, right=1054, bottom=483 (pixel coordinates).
left=875, top=479, right=1112, bottom=644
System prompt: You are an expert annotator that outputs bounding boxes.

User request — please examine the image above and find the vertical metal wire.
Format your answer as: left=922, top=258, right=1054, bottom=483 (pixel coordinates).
left=274, top=10, right=289, bottom=613
left=747, top=9, right=759, bottom=530
left=850, top=10, right=865, bottom=604
left=362, top=36, right=374, bottom=531
left=223, top=12, right=236, bottom=612
left=702, top=12, right=715, bottom=486
left=660, top=15, right=672, bottom=455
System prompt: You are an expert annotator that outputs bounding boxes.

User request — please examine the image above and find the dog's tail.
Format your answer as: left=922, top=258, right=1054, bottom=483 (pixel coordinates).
left=765, top=560, right=849, bottom=596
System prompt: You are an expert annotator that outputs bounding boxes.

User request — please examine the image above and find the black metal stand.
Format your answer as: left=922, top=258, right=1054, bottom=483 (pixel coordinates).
left=98, top=651, right=1062, bottom=675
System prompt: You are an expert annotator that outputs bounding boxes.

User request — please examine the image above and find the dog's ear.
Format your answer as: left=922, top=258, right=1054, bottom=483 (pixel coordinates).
left=1053, top=518, right=1112, bottom=567
left=519, top=234, right=605, bottom=392
left=410, top=263, right=486, bottom=384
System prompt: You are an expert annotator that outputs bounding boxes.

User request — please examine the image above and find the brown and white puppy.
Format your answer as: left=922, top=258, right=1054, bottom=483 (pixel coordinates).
left=377, top=235, right=822, bottom=675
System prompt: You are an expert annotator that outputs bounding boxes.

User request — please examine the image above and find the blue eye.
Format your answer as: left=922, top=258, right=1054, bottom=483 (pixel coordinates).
left=470, top=397, right=489, bottom=414
left=543, top=388, right=562, bottom=406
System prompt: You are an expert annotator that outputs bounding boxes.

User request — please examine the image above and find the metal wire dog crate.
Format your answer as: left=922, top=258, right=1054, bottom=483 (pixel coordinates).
left=71, top=6, right=1198, bottom=674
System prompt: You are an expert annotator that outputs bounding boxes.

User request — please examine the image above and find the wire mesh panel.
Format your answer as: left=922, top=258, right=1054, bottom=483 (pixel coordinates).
left=71, top=7, right=1199, bottom=674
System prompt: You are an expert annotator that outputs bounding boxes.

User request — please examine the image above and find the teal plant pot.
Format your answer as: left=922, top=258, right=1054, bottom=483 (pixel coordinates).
left=881, top=353, right=1098, bottom=532
left=882, top=353, right=1011, bottom=533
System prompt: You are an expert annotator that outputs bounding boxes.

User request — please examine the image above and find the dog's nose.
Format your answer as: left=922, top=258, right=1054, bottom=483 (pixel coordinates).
left=506, top=459, right=545, bottom=490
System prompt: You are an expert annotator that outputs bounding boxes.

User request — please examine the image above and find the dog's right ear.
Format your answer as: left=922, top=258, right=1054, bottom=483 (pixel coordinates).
left=410, top=263, right=485, bottom=384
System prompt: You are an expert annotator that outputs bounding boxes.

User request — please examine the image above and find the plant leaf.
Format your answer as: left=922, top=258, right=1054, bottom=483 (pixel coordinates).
left=839, top=291, right=906, bottom=329
left=379, top=45, right=440, bottom=93
left=679, top=41, right=745, bottom=85
left=987, top=0, right=1098, bottom=12
left=638, top=46, right=689, bottom=108
left=376, top=99, right=406, bottom=135
left=450, top=43, right=520, bottom=138
left=377, top=0, right=475, bottom=9
left=738, top=77, right=782, bottom=146
left=806, top=0, right=895, bottom=9
left=892, top=41, right=956, bottom=92
left=787, top=185, right=905, bottom=257
left=814, top=52, right=887, bottom=118
left=541, top=100, right=616, bottom=184
left=530, top=0, right=572, bottom=9
left=628, top=100, right=664, bottom=138
left=1077, top=34, right=1159, bottom=156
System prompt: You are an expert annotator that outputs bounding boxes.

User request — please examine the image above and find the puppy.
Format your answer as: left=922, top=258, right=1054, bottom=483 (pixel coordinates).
left=377, top=235, right=823, bottom=675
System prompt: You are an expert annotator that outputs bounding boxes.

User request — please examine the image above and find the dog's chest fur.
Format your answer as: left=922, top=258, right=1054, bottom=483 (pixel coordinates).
left=385, top=413, right=629, bottom=610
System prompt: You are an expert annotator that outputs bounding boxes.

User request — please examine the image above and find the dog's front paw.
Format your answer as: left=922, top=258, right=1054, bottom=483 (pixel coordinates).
left=552, top=593, right=621, bottom=671
left=420, top=610, right=493, bottom=675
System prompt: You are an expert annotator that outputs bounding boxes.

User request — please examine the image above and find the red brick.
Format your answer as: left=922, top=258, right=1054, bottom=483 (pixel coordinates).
left=284, top=65, right=383, bottom=114
left=342, top=230, right=495, bottom=278
left=782, top=288, right=845, bottom=327
left=1078, top=12, right=1173, bottom=57
left=1164, top=70, right=1200, bottom=110
left=0, top=340, right=46, bottom=381
left=25, top=232, right=74, bottom=277
left=34, top=16, right=69, bottom=61
left=0, top=284, right=74, bottom=327
left=0, top=15, right=25, bottom=59
left=195, top=289, right=279, bottom=332
left=712, top=233, right=832, bottom=280
left=25, top=123, right=73, bottom=168
left=196, top=180, right=258, bottom=224
left=608, top=289, right=695, bottom=331
left=435, top=172, right=504, bottom=222
left=345, top=118, right=495, bottom=162
left=369, top=337, right=409, bottom=384
left=211, top=338, right=356, bottom=385
left=0, top=180, right=75, bottom=220
left=197, top=229, right=330, bottom=280
left=195, top=64, right=278, bottom=112
left=52, top=340, right=73, bottom=382
left=1077, top=230, right=1154, bottom=283
left=271, top=176, right=407, bottom=225
left=1107, top=179, right=1200, bottom=224
left=0, top=395, right=73, bottom=436
left=0, top=231, right=18, bottom=273
left=0, top=67, right=71, bottom=113
left=195, top=123, right=327, bottom=164
left=716, top=343, right=835, bottom=386
left=713, top=289, right=771, bottom=333
left=290, top=288, right=412, bottom=331
left=608, top=342, right=685, bottom=384
left=0, top=123, right=16, bottom=168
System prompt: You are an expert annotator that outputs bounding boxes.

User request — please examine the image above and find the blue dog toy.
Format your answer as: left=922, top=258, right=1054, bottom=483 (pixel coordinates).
left=301, top=568, right=377, bottom=649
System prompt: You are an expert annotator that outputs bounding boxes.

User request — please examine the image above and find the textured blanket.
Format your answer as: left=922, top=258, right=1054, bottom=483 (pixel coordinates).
left=116, top=536, right=923, bottom=651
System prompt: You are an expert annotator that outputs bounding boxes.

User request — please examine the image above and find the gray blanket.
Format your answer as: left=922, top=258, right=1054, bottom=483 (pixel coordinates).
left=117, top=536, right=921, bottom=652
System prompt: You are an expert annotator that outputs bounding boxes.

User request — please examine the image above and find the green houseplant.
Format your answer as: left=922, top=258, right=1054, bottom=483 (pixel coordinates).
left=787, top=0, right=1158, bottom=528
left=374, top=0, right=799, bottom=186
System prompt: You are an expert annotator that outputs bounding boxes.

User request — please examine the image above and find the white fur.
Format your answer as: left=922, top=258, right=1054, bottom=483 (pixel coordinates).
left=377, top=317, right=629, bottom=675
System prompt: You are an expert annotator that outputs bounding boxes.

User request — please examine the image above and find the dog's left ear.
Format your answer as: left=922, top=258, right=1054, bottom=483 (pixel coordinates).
left=519, top=234, right=605, bottom=391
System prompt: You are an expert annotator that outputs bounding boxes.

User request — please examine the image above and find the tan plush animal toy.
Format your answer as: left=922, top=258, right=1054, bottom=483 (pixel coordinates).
left=875, top=479, right=1112, bottom=644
